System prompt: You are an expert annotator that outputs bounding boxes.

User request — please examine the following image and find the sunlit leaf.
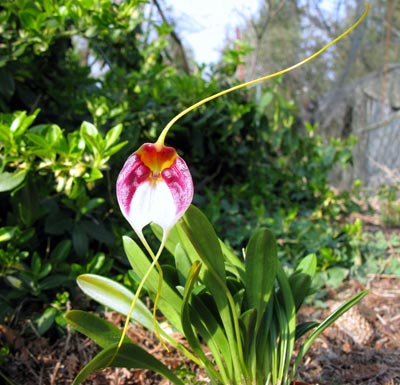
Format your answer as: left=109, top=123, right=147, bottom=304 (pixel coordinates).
left=244, top=228, right=277, bottom=329
left=105, top=123, right=123, bottom=149
left=65, top=310, right=129, bottom=348
left=0, top=170, right=27, bottom=192
left=77, top=274, right=155, bottom=332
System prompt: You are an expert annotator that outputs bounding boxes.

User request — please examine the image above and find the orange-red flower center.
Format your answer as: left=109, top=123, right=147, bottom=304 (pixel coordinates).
left=136, top=144, right=178, bottom=181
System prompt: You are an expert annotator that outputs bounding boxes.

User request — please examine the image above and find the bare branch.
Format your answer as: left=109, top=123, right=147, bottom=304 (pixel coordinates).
left=153, top=0, right=190, bottom=74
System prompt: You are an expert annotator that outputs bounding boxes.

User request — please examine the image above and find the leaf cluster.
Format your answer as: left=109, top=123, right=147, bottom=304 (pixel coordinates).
left=67, top=205, right=368, bottom=384
left=0, top=110, right=126, bottom=332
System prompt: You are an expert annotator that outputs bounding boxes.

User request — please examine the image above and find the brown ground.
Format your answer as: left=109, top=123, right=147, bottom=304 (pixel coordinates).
left=1, top=274, right=399, bottom=385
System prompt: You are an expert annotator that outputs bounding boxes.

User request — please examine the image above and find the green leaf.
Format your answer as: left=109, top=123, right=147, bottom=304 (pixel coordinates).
left=80, top=198, right=105, bottom=214
left=296, top=253, right=317, bottom=276
left=179, top=205, right=226, bottom=281
left=0, top=170, right=27, bottom=192
left=244, top=228, right=277, bottom=329
left=0, top=226, right=17, bottom=242
left=239, top=308, right=257, bottom=362
left=254, top=299, right=274, bottom=382
left=39, top=274, right=68, bottom=290
left=289, top=254, right=317, bottom=309
left=31, top=253, right=41, bottom=275
left=178, top=206, right=244, bottom=383
left=38, top=262, right=52, bottom=280
left=220, top=240, right=245, bottom=282
left=50, top=240, right=72, bottom=262
left=259, top=91, right=273, bottom=111
left=83, top=220, right=114, bottom=245
left=181, top=262, right=223, bottom=383
left=26, top=132, right=51, bottom=148
left=190, top=294, right=233, bottom=382
left=105, top=123, right=123, bottom=149
left=19, top=10, right=38, bottom=30
left=104, top=141, right=127, bottom=157
left=77, top=274, right=155, bottom=332
left=291, top=289, right=369, bottom=380
left=123, top=236, right=183, bottom=332
left=175, top=243, right=192, bottom=287
left=45, top=124, right=63, bottom=145
left=80, top=121, right=102, bottom=157
left=84, top=168, right=103, bottom=182
left=275, top=262, right=297, bottom=381
left=82, top=132, right=101, bottom=155
left=72, top=342, right=184, bottom=385
left=34, top=307, right=58, bottom=335
left=65, top=310, right=129, bottom=348
left=10, top=109, right=39, bottom=136
left=5, top=276, right=23, bottom=290
left=295, top=321, right=319, bottom=340
left=80, top=121, right=99, bottom=137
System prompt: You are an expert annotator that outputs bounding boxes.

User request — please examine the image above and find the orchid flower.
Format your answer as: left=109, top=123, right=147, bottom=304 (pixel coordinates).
left=114, top=1, right=370, bottom=354
left=116, top=142, right=193, bottom=243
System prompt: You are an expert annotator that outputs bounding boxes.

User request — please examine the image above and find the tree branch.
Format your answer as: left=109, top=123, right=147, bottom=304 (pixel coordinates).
left=153, top=0, right=190, bottom=74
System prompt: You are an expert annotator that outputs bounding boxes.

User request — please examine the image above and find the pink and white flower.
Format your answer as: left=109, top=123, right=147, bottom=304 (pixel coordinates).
left=116, top=143, right=193, bottom=236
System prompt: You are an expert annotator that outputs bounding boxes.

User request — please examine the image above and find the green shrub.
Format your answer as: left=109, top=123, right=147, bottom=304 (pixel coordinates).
left=0, top=110, right=126, bottom=330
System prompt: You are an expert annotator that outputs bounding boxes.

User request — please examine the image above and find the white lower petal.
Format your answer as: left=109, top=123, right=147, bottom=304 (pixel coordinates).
left=128, top=180, right=177, bottom=234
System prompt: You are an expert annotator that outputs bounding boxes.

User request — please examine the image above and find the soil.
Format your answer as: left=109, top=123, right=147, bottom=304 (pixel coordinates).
left=1, top=274, right=399, bottom=385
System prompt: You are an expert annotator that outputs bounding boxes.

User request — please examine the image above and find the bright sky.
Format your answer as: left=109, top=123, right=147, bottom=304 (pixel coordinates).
left=167, top=0, right=260, bottom=64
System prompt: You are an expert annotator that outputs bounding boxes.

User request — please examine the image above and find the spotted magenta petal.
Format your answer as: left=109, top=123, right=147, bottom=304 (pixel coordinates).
left=116, top=143, right=194, bottom=235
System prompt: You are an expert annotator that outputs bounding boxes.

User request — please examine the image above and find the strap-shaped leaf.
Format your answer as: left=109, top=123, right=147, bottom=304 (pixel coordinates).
left=244, top=228, right=277, bottom=329
left=291, top=289, right=369, bottom=380
left=274, top=298, right=290, bottom=383
left=179, top=206, right=248, bottom=382
left=72, top=342, right=184, bottom=385
left=175, top=243, right=192, bottom=287
left=276, top=262, right=297, bottom=383
left=295, top=321, right=319, bottom=340
left=123, top=235, right=183, bottom=332
left=255, top=298, right=274, bottom=379
left=179, top=205, right=225, bottom=281
left=190, top=294, right=234, bottom=382
left=219, top=240, right=245, bottom=282
left=65, top=310, right=129, bottom=348
left=239, top=308, right=257, bottom=364
left=181, top=262, right=223, bottom=383
left=77, top=274, right=155, bottom=332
